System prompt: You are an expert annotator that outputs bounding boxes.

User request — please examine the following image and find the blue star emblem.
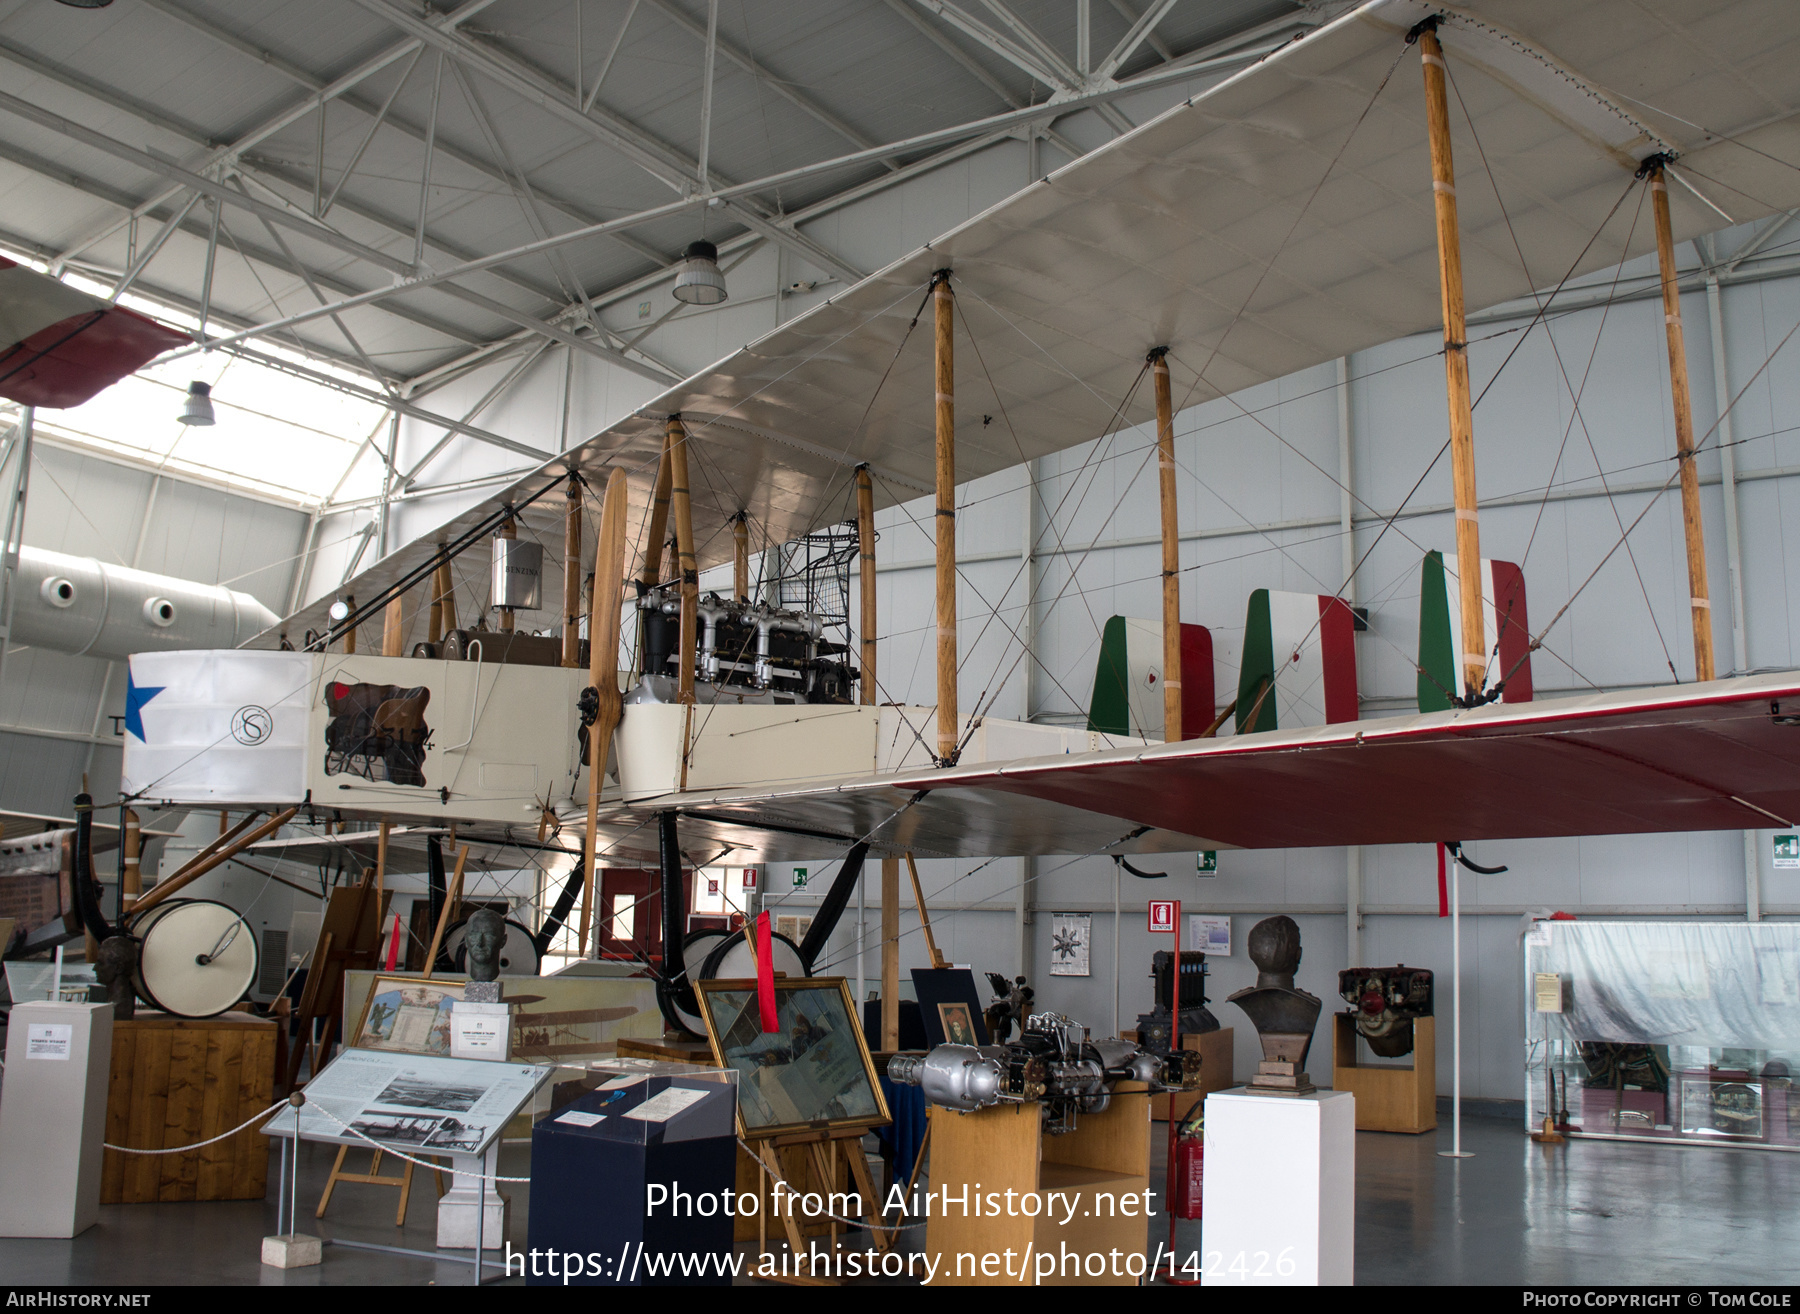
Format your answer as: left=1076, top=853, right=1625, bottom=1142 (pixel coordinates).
left=123, top=669, right=164, bottom=742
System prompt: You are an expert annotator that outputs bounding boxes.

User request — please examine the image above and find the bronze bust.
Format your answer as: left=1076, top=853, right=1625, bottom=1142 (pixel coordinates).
left=93, top=935, right=138, bottom=1021
left=462, top=909, right=505, bottom=1000
left=1227, top=915, right=1321, bottom=1096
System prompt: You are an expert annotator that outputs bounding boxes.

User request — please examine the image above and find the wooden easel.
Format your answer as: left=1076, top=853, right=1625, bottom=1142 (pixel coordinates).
left=314, top=845, right=469, bottom=1223
left=316, top=1145, right=446, bottom=1225
left=741, top=1126, right=891, bottom=1285
left=722, top=946, right=893, bottom=1283
left=282, top=868, right=390, bottom=1094
left=904, top=851, right=946, bottom=969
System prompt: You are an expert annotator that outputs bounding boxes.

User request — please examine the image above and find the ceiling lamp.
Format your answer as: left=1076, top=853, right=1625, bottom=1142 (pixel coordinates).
left=178, top=380, right=214, bottom=426
left=672, top=239, right=728, bottom=306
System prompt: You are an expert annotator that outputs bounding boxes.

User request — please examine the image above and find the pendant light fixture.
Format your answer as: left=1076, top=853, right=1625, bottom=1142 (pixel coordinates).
left=178, top=380, right=215, bottom=426
left=672, top=239, right=728, bottom=306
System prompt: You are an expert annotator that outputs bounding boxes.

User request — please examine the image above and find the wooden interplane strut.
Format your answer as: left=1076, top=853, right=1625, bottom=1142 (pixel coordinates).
left=1150, top=349, right=1183, bottom=741
left=668, top=415, right=699, bottom=705
left=732, top=513, right=749, bottom=603
left=563, top=473, right=583, bottom=668
left=857, top=465, right=876, bottom=707
left=1419, top=25, right=1486, bottom=700
left=1649, top=162, right=1716, bottom=682
left=880, top=853, right=899, bottom=1050
left=933, top=273, right=957, bottom=763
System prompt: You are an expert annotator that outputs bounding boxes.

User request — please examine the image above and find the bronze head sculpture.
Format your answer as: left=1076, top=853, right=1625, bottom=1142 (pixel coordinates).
left=463, top=909, right=505, bottom=984
left=93, top=934, right=138, bottom=1020
left=1227, top=915, right=1321, bottom=1096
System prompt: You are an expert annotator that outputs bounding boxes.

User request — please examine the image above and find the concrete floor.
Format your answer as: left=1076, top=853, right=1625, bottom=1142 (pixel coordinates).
left=4, top=1113, right=1798, bottom=1285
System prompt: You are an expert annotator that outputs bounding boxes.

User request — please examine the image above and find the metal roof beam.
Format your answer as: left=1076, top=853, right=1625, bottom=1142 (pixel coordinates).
left=908, top=0, right=1068, bottom=88
left=0, top=138, right=478, bottom=353
left=909, top=0, right=1131, bottom=132
left=878, top=0, right=1085, bottom=156
left=47, top=0, right=471, bottom=270
left=133, top=0, right=671, bottom=271
left=0, top=89, right=677, bottom=382
left=641, top=0, right=899, bottom=171
left=395, top=339, right=556, bottom=489
left=1094, top=0, right=1180, bottom=81
left=344, top=0, right=865, bottom=286
left=0, top=40, right=577, bottom=315
left=236, top=157, right=565, bottom=305
left=141, top=32, right=1289, bottom=362
left=1105, top=0, right=1175, bottom=62
left=978, top=0, right=1084, bottom=87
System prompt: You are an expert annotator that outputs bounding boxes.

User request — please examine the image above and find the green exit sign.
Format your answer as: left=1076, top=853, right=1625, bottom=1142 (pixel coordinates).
left=1775, top=836, right=1799, bottom=870
left=792, top=867, right=809, bottom=887
left=1197, top=851, right=1217, bottom=874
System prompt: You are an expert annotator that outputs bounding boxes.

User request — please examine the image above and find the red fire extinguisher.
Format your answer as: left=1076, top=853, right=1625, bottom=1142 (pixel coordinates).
left=1172, top=1104, right=1204, bottom=1220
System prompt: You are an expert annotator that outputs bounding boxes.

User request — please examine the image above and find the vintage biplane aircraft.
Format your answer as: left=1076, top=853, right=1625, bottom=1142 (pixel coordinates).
left=109, top=0, right=1800, bottom=1025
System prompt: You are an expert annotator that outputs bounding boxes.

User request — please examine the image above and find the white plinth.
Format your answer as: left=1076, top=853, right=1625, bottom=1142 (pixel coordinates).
left=436, top=1146, right=508, bottom=1250
left=0, top=1001, right=113, bottom=1238
left=1200, top=1087, right=1354, bottom=1286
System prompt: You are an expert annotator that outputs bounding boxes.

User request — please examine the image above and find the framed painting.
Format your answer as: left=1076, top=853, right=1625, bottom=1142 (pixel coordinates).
left=351, top=974, right=465, bottom=1057
left=910, top=966, right=990, bottom=1047
left=694, top=976, right=890, bottom=1138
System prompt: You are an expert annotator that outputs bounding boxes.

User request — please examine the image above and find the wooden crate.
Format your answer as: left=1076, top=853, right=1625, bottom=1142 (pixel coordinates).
left=1331, top=1012, right=1436, bottom=1134
left=102, top=1012, right=277, bottom=1203
left=1123, top=1027, right=1235, bottom=1122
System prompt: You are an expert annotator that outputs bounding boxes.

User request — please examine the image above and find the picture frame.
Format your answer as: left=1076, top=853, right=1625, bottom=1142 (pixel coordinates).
left=350, top=974, right=466, bottom=1057
left=694, top=976, right=891, bottom=1138
left=910, top=966, right=990, bottom=1047
left=1049, top=912, right=1092, bottom=977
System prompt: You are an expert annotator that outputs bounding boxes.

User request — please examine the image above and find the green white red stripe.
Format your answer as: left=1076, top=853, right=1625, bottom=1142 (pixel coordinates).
left=1086, top=615, right=1215, bottom=740
left=1417, top=550, right=1533, bottom=711
left=1236, top=588, right=1357, bottom=733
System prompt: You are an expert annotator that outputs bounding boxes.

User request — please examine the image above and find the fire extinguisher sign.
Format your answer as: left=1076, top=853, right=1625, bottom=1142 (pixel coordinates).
left=1148, top=900, right=1177, bottom=933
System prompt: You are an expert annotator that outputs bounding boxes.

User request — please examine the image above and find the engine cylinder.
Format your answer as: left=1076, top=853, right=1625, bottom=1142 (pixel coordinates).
left=888, top=1045, right=1004, bottom=1112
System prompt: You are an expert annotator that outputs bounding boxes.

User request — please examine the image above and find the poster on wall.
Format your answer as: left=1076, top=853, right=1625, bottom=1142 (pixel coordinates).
left=1049, top=913, right=1092, bottom=977
left=1187, top=914, right=1231, bottom=956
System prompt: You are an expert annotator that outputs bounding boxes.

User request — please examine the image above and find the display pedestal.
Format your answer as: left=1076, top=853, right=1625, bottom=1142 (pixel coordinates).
left=437, top=1145, right=508, bottom=1250
left=925, top=1084, right=1149, bottom=1287
left=103, top=1011, right=277, bottom=1202
left=1331, top=1014, right=1435, bottom=1134
left=527, top=1082, right=736, bottom=1286
left=0, top=1001, right=112, bottom=1238
left=1201, top=1088, right=1353, bottom=1286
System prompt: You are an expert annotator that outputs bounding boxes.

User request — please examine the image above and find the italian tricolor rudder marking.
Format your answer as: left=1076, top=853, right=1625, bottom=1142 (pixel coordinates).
left=1417, top=550, right=1533, bottom=711
left=1086, top=616, right=1215, bottom=740
left=1236, top=589, right=1357, bottom=733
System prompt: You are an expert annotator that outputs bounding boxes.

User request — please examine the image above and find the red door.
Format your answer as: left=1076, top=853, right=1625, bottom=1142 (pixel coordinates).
left=595, top=867, right=695, bottom=968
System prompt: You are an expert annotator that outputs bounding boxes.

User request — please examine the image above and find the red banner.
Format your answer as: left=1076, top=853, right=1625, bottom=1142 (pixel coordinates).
left=755, top=910, right=778, bottom=1033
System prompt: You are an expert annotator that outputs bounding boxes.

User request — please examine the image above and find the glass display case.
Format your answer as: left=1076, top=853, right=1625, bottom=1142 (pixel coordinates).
left=526, top=1056, right=737, bottom=1139
left=1524, top=921, right=1800, bottom=1150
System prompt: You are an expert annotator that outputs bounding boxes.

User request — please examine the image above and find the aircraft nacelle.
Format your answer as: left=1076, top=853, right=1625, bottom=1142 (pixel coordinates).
left=118, top=649, right=1150, bottom=840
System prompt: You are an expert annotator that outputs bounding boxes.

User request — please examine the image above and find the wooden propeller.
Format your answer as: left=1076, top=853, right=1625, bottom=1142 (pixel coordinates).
left=577, top=468, right=630, bottom=956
